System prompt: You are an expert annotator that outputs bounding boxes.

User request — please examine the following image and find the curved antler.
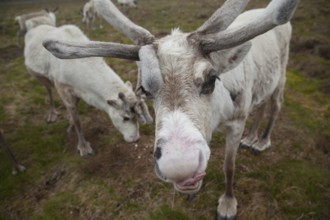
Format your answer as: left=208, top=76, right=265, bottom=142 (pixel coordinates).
left=43, top=39, right=140, bottom=60
left=196, top=0, right=250, bottom=35
left=136, top=99, right=153, bottom=125
left=193, top=0, right=299, bottom=53
left=94, top=0, right=154, bottom=45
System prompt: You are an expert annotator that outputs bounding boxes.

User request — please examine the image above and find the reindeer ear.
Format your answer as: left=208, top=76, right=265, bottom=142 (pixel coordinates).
left=139, top=45, right=163, bottom=99
left=213, top=41, right=251, bottom=74
left=107, top=99, right=121, bottom=109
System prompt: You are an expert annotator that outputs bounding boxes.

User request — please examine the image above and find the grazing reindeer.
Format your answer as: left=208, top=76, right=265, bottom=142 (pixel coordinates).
left=25, top=14, right=56, bottom=32
left=0, top=130, right=26, bottom=175
left=117, top=0, right=137, bottom=12
left=82, top=0, right=103, bottom=29
left=15, top=8, right=57, bottom=46
left=25, top=24, right=152, bottom=156
left=43, top=0, right=299, bottom=218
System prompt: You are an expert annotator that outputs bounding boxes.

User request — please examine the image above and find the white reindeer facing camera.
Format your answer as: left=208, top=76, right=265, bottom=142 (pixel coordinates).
left=24, top=24, right=152, bottom=156
left=43, top=0, right=299, bottom=218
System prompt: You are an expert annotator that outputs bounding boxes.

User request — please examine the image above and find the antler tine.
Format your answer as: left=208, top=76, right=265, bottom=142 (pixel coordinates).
left=43, top=39, right=140, bottom=60
left=94, top=0, right=154, bottom=45
left=139, top=99, right=153, bottom=124
left=198, top=0, right=300, bottom=53
left=196, top=0, right=250, bottom=35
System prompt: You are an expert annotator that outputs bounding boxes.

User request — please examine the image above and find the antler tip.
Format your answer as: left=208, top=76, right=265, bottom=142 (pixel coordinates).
left=270, top=0, right=300, bottom=25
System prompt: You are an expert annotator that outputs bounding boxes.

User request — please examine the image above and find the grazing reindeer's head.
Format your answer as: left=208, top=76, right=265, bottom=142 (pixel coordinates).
left=43, top=0, right=299, bottom=193
left=108, top=82, right=153, bottom=143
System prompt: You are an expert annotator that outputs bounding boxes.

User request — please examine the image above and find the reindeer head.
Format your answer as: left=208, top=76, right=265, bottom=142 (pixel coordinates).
left=107, top=82, right=153, bottom=143
left=43, top=0, right=299, bottom=194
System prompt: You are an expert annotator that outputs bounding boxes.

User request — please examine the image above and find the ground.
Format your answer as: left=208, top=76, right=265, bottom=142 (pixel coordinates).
left=0, top=0, right=329, bottom=219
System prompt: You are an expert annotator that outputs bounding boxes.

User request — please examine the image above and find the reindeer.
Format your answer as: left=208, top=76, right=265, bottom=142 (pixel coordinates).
left=117, top=0, right=137, bottom=12
left=24, top=24, right=152, bottom=156
left=43, top=0, right=299, bottom=218
left=15, top=8, right=58, bottom=46
left=25, top=14, right=56, bottom=32
left=82, top=0, right=103, bottom=29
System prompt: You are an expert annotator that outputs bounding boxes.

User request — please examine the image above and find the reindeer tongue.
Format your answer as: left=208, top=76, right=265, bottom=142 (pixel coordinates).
left=177, top=172, right=206, bottom=188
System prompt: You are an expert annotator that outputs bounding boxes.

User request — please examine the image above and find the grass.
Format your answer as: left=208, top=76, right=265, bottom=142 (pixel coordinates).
left=0, top=0, right=329, bottom=219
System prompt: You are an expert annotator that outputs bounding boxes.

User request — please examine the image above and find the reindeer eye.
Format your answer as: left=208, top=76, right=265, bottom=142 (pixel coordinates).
left=200, top=70, right=220, bottom=95
left=139, top=86, right=154, bottom=100
left=123, top=116, right=130, bottom=122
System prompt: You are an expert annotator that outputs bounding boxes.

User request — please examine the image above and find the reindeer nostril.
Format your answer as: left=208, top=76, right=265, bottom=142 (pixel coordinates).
left=155, top=138, right=166, bottom=160
left=154, top=147, right=162, bottom=160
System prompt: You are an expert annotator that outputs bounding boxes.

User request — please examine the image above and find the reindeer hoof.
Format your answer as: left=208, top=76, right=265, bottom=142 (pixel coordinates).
left=46, top=115, right=57, bottom=124
left=78, top=142, right=95, bottom=157
left=216, top=213, right=236, bottom=220
left=239, top=142, right=250, bottom=149
left=251, top=148, right=261, bottom=156
left=217, top=195, right=237, bottom=220
left=80, top=149, right=95, bottom=157
left=12, top=164, right=26, bottom=175
left=46, top=119, right=57, bottom=124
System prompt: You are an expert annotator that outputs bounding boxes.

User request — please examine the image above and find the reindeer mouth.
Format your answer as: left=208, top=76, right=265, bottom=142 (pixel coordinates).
left=174, top=172, right=206, bottom=193
left=155, top=164, right=206, bottom=193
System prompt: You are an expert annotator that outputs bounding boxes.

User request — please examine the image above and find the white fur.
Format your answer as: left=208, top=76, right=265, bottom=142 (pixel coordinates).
left=82, top=0, right=102, bottom=29
left=151, top=8, right=291, bottom=218
left=24, top=25, right=140, bottom=155
left=25, top=13, right=56, bottom=31
left=157, top=110, right=210, bottom=183
left=15, top=10, right=56, bottom=45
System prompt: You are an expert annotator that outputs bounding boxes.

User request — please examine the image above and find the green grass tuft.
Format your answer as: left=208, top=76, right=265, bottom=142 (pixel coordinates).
left=150, top=205, right=190, bottom=220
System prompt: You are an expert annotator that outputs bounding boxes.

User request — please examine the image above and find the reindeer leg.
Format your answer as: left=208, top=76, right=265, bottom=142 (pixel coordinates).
left=55, top=82, right=94, bottom=156
left=44, top=80, right=58, bottom=124
left=66, top=97, right=80, bottom=133
left=250, top=44, right=289, bottom=153
left=217, top=120, right=245, bottom=220
left=27, top=69, right=58, bottom=124
left=92, top=15, right=96, bottom=29
left=86, top=16, right=91, bottom=29
left=99, top=15, right=103, bottom=29
left=251, top=88, right=283, bottom=153
left=240, top=103, right=266, bottom=149
left=16, top=30, right=24, bottom=47
left=0, top=130, right=26, bottom=175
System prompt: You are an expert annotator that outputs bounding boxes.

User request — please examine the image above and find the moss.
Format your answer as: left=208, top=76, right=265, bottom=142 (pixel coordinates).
left=32, top=192, right=82, bottom=220
left=265, top=160, right=329, bottom=218
left=149, top=205, right=190, bottom=220
left=285, top=71, right=330, bottom=136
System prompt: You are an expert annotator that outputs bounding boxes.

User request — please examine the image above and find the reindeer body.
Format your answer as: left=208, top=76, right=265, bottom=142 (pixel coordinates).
left=25, top=14, right=56, bottom=32
left=25, top=25, right=127, bottom=111
left=210, top=10, right=291, bottom=131
left=25, top=24, right=151, bottom=156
